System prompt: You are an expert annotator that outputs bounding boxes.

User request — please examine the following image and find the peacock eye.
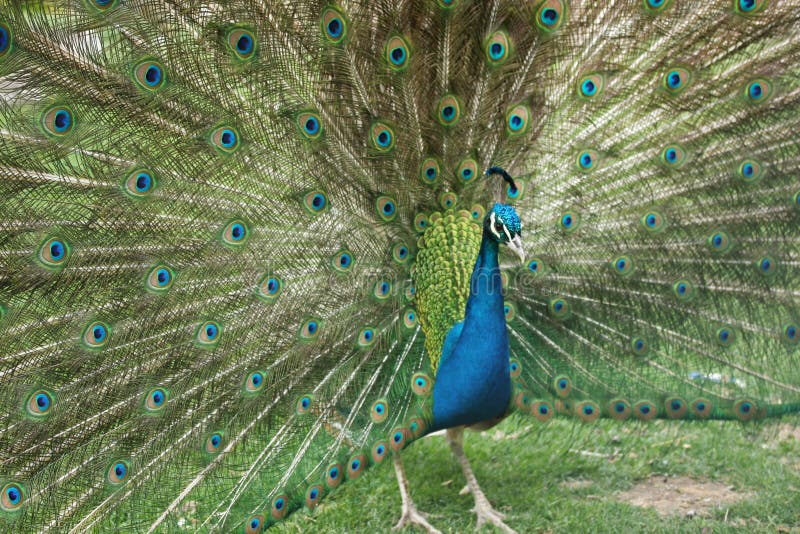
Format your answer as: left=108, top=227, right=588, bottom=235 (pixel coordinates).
left=494, top=222, right=504, bottom=232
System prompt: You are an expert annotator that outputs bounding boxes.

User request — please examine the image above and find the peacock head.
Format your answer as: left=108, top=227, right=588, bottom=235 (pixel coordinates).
left=485, top=203, right=525, bottom=262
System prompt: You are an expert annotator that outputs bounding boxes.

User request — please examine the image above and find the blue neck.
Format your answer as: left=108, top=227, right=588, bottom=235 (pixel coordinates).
left=431, top=230, right=511, bottom=430
left=462, top=232, right=505, bottom=335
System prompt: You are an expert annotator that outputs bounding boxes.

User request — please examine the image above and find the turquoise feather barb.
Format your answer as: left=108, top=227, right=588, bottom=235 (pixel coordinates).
left=0, top=0, right=799, bottom=532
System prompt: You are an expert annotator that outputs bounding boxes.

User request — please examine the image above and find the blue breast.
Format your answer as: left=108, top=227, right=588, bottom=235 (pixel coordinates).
left=431, top=234, right=512, bottom=430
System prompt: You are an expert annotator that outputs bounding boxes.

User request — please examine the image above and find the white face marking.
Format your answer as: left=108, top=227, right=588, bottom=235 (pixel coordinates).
left=502, top=222, right=513, bottom=243
left=489, top=211, right=503, bottom=239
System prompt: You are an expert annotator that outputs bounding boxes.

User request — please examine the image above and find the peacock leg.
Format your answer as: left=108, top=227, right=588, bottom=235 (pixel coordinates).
left=393, top=453, right=443, bottom=533
left=446, top=427, right=517, bottom=534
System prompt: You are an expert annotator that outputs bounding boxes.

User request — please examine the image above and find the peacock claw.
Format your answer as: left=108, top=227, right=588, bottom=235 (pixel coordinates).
left=472, top=497, right=515, bottom=533
left=393, top=505, right=442, bottom=534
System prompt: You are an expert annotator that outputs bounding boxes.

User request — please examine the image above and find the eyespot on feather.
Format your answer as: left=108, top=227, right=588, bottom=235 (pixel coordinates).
left=672, top=279, right=696, bottom=302
left=505, top=104, right=530, bottom=136
left=221, top=220, right=249, bottom=246
left=371, top=441, right=389, bottom=463
left=205, top=432, right=224, bottom=454
left=132, top=59, right=165, bottom=91
left=733, top=398, right=759, bottom=421
left=1, top=482, right=24, bottom=511
left=663, top=67, right=691, bottom=94
left=347, top=454, right=367, bottom=480
left=630, top=336, right=651, bottom=357
left=297, top=111, right=322, bottom=140
left=271, top=493, right=289, bottom=520
left=548, top=298, right=571, bottom=319
left=438, top=191, right=458, bottom=210
left=436, top=94, right=461, bottom=126
left=643, top=0, right=672, bottom=13
left=321, top=7, right=347, bottom=43
left=389, top=427, right=409, bottom=451
left=106, top=461, right=129, bottom=485
left=420, top=157, right=441, bottom=185
left=357, top=327, right=376, bottom=348
left=146, top=264, right=174, bottom=293
left=26, top=390, right=54, bottom=418
left=530, top=400, right=554, bottom=422
left=575, top=400, right=600, bottom=422
left=305, top=484, right=323, bottom=510
left=370, top=122, right=395, bottom=152
left=296, top=394, right=313, bottom=414
left=195, top=321, right=221, bottom=347
left=0, top=22, right=11, bottom=58
left=536, top=0, right=566, bottom=32
left=553, top=375, right=572, bottom=397
left=331, top=249, right=354, bottom=272
left=559, top=211, right=580, bottom=232
left=745, top=78, right=772, bottom=103
left=256, top=274, right=282, bottom=302
left=402, top=308, right=418, bottom=329
left=209, top=126, right=240, bottom=153
left=608, top=399, right=631, bottom=420
left=456, top=158, right=479, bottom=183
left=82, top=321, right=110, bottom=349
left=393, top=242, right=411, bottom=263
left=325, top=463, right=343, bottom=489
left=373, top=279, right=392, bottom=301
left=38, top=237, right=70, bottom=268
left=708, top=230, right=733, bottom=254
left=485, top=31, right=512, bottom=66
left=303, top=190, right=328, bottom=215
left=144, top=387, right=168, bottom=413
left=41, top=106, right=75, bottom=137
left=411, top=372, right=433, bottom=396
left=756, top=254, right=777, bottom=277
left=577, top=73, right=604, bottom=99
left=611, top=255, right=634, bottom=276
left=123, top=168, right=157, bottom=198
left=783, top=323, right=800, bottom=347
left=576, top=149, right=599, bottom=171
left=244, top=514, right=265, bottom=534
left=299, top=318, right=322, bottom=340
left=734, top=0, right=767, bottom=16
left=376, top=196, right=397, bottom=222
left=738, top=159, right=764, bottom=183
left=660, top=144, right=687, bottom=168
left=641, top=210, right=666, bottom=232
left=633, top=400, right=657, bottom=421
left=665, top=397, right=688, bottom=419
left=370, top=399, right=389, bottom=423
left=691, top=398, right=713, bottom=418
left=86, top=0, right=118, bottom=11
left=226, top=28, right=257, bottom=60
left=414, top=213, right=430, bottom=233
left=243, top=370, right=266, bottom=395
left=471, top=204, right=486, bottom=222
left=385, top=36, right=410, bottom=71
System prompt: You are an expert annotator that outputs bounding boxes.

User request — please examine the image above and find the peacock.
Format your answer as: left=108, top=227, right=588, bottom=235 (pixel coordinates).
left=1, top=0, right=799, bottom=532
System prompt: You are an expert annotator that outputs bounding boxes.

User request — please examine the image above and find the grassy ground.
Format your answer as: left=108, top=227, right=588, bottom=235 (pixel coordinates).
left=275, top=416, right=800, bottom=533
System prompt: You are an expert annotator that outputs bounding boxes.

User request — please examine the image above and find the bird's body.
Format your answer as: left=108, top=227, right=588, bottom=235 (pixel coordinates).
left=431, top=219, right=511, bottom=431
left=1, top=0, right=800, bottom=532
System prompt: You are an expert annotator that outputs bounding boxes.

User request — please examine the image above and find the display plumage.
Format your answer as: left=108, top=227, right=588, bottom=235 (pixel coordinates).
left=1, top=0, right=799, bottom=531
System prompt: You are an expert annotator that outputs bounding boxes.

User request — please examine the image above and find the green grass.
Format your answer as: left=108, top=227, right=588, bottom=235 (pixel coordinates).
left=275, top=416, right=800, bottom=533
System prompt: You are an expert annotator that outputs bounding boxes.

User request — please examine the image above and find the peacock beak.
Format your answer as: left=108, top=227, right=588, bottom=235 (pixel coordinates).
left=508, top=234, right=525, bottom=262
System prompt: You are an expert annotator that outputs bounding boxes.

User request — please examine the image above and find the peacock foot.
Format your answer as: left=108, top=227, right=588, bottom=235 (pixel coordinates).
left=393, top=453, right=443, bottom=534
left=447, top=427, right=517, bottom=533
left=393, top=503, right=442, bottom=534
left=470, top=493, right=516, bottom=533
